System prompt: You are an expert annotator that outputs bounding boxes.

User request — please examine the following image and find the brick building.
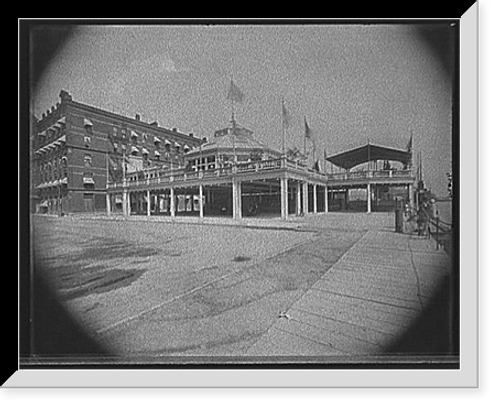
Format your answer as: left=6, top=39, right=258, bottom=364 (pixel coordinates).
left=32, top=90, right=202, bottom=214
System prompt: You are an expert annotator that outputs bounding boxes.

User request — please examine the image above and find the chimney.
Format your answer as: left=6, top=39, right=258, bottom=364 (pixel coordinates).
left=172, top=128, right=177, bottom=132
left=135, top=114, right=141, bottom=121
left=189, top=132, right=194, bottom=137
left=59, top=90, right=73, bottom=103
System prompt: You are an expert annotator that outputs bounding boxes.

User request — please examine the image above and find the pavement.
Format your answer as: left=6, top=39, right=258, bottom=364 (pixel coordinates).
left=31, top=212, right=453, bottom=362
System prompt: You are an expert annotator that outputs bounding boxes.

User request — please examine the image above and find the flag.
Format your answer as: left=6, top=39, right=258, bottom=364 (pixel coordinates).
left=282, top=99, right=291, bottom=129
left=227, top=79, right=244, bottom=103
left=107, top=155, right=123, bottom=182
left=406, top=135, right=413, bottom=152
left=304, top=117, right=312, bottom=139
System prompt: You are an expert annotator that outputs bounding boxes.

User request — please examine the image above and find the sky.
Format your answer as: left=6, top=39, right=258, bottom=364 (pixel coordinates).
left=32, top=23, right=455, bottom=197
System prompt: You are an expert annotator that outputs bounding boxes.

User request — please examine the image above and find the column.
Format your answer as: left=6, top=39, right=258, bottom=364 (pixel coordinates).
left=126, top=192, right=131, bottom=216
left=367, top=183, right=372, bottom=213
left=106, top=193, right=111, bottom=216
left=232, top=179, right=241, bottom=219
left=313, top=184, right=318, bottom=213
left=170, top=187, right=175, bottom=217
left=280, top=177, right=288, bottom=219
left=324, top=185, right=329, bottom=213
left=408, top=183, right=415, bottom=210
left=146, top=190, right=151, bottom=217
left=122, top=190, right=128, bottom=217
left=199, top=184, right=204, bottom=218
left=296, top=181, right=302, bottom=215
left=302, top=182, right=309, bottom=215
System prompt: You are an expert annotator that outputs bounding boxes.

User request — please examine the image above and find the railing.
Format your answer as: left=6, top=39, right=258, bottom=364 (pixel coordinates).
left=107, top=157, right=333, bottom=190
left=327, top=169, right=413, bottom=182
left=406, top=205, right=453, bottom=255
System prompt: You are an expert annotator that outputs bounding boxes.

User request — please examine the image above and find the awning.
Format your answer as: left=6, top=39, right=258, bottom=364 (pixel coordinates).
left=57, top=116, right=66, bottom=125
left=164, top=139, right=171, bottom=146
left=142, top=148, right=149, bottom=155
left=57, top=135, right=66, bottom=144
left=154, top=136, right=161, bottom=144
left=131, top=146, right=139, bottom=153
left=174, top=141, right=181, bottom=148
left=130, top=130, right=139, bottom=138
left=83, top=118, right=93, bottom=127
left=83, top=177, right=95, bottom=184
left=39, top=130, right=47, bottom=137
left=326, top=143, right=412, bottom=170
left=39, top=200, right=49, bottom=207
left=184, top=145, right=191, bottom=152
left=154, top=150, right=161, bottom=157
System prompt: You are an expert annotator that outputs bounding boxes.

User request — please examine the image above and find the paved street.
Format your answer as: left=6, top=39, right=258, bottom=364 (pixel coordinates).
left=32, top=212, right=453, bottom=360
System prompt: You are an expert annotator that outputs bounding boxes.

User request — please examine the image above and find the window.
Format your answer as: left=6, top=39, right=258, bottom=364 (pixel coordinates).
left=83, top=172, right=94, bottom=185
left=112, top=127, right=118, bottom=137
left=84, top=154, right=92, bottom=167
left=84, top=120, right=93, bottom=135
left=84, top=136, right=92, bottom=147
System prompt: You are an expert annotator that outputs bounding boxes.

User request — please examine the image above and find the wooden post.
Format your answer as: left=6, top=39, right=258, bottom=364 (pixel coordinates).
left=324, top=185, right=328, bottom=213
left=367, top=183, right=372, bottom=213
left=170, top=187, right=175, bottom=217
left=146, top=190, right=151, bottom=217
left=232, top=179, right=241, bottom=219
left=296, top=181, right=302, bottom=215
left=303, top=183, right=309, bottom=214
left=106, top=193, right=111, bottom=216
left=313, top=184, right=318, bottom=213
left=199, top=184, right=204, bottom=218
left=280, top=177, right=288, bottom=219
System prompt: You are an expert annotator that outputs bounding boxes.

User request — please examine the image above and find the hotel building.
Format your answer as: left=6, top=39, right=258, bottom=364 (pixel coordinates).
left=31, top=90, right=202, bottom=214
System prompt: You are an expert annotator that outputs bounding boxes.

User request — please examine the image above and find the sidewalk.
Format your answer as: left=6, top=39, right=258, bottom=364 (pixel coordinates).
left=245, top=229, right=452, bottom=357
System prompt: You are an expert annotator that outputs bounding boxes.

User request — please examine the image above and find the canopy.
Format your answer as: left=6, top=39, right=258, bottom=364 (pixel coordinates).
left=326, top=143, right=412, bottom=170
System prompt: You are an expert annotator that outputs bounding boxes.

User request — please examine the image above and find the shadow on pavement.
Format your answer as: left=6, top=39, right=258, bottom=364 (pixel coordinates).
left=386, top=274, right=459, bottom=357
left=21, top=266, right=112, bottom=365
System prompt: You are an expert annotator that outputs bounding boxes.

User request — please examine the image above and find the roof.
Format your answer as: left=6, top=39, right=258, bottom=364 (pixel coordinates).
left=326, top=143, right=412, bottom=170
left=187, top=122, right=279, bottom=156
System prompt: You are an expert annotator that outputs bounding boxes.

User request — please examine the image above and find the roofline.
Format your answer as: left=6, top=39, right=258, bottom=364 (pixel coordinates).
left=66, top=100, right=203, bottom=144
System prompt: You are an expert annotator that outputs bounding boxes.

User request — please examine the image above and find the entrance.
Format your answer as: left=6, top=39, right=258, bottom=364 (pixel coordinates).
left=83, top=193, right=94, bottom=212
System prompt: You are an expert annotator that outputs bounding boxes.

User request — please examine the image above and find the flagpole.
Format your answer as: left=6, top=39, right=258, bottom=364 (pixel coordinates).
left=281, top=97, right=285, bottom=157
left=303, top=117, right=307, bottom=165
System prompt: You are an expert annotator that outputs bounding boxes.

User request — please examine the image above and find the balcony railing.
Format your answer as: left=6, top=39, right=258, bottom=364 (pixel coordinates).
left=106, top=159, right=411, bottom=190
left=327, top=169, right=414, bottom=182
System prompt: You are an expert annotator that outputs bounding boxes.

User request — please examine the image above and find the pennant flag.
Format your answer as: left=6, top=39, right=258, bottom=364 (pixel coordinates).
left=406, top=135, right=413, bottom=152
left=282, top=99, right=291, bottom=129
left=227, top=79, right=244, bottom=103
left=304, top=117, right=312, bottom=139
